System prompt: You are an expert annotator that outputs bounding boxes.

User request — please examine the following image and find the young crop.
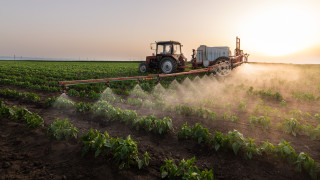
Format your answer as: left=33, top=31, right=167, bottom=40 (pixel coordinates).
left=279, top=118, right=302, bottom=136
left=178, top=123, right=213, bottom=144
left=160, top=157, right=214, bottom=180
left=247, top=87, right=283, bottom=101
left=24, top=113, right=44, bottom=128
left=133, top=115, right=173, bottom=135
left=100, top=88, right=123, bottom=103
left=248, top=115, right=271, bottom=131
left=127, top=98, right=143, bottom=107
left=238, top=100, right=247, bottom=112
left=274, top=140, right=297, bottom=165
left=45, top=97, right=57, bottom=107
left=47, top=118, right=79, bottom=140
left=81, top=129, right=149, bottom=170
left=88, top=90, right=100, bottom=100
left=67, top=89, right=80, bottom=97
left=295, top=152, right=319, bottom=180
left=226, top=130, right=260, bottom=159
left=291, top=90, right=315, bottom=101
left=222, top=113, right=239, bottom=122
left=76, top=102, right=92, bottom=113
left=0, top=88, right=40, bottom=102
left=53, top=97, right=75, bottom=109
left=302, top=123, right=320, bottom=141
left=25, top=92, right=41, bottom=102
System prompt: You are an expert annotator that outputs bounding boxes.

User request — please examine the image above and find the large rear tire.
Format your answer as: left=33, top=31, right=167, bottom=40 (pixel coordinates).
left=139, top=62, right=149, bottom=73
left=160, top=57, right=177, bottom=74
left=214, top=57, right=231, bottom=76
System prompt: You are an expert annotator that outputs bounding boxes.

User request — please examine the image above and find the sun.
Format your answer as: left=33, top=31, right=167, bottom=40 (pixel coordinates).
left=240, top=2, right=319, bottom=56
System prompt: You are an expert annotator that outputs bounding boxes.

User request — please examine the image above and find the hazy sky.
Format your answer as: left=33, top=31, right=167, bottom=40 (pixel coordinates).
left=1, top=0, right=320, bottom=63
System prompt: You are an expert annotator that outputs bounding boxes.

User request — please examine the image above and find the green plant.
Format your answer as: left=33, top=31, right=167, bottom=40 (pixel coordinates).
left=160, top=157, right=214, bottom=180
left=248, top=115, right=271, bottom=131
left=133, top=115, right=173, bottom=135
left=280, top=118, right=302, bottom=136
left=45, top=97, right=57, bottom=107
left=76, top=102, right=91, bottom=113
left=81, top=129, right=149, bottom=170
left=24, top=113, right=44, bottom=128
left=25, top=92, right=41, bottom=102
left=274, top=140, right=297, bottom=165
left=295, top=152, right=319, bottom=180
left=47, top=118, right=79, bottom=140
left=178, top=123, right=212, bottom=144
left=222, top=113, right=239, bottom=122
left=53, top=97, right=75, bottom=109
left=238, top=100, right=247, bottom=112
left=67, top=89, right=80, bottom=97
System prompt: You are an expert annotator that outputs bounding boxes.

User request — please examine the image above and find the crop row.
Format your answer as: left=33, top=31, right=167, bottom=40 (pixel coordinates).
left=0, top=100, right=44, bottom=128
left=0, top=88, right=41, bottom=102
left=177, top=123, right=319, bottom=179
left=50, top=97, right=173, bottom=135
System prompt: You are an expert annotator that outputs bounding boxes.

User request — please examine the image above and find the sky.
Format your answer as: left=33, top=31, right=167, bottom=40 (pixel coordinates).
left=0, top=0, right=320, bottom=63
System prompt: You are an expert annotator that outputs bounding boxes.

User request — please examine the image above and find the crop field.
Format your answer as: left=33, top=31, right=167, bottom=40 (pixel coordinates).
left=1, top=60, right=320, bottom=179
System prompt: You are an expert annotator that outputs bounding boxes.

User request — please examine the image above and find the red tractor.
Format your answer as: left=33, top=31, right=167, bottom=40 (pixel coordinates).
left=139, top=41, right=187, bottom=74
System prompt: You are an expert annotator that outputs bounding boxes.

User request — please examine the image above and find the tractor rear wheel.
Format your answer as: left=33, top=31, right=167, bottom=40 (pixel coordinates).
left=160, top=57, right=177, bottom=74
left=139, top=62, right=149, bottom=73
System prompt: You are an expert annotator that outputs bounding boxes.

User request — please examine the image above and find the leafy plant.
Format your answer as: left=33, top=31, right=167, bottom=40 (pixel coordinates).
left=178, top=123, right=213, bottom=144
left=47, top=118, right=79, bottom=140
left=24, top=113, right=44, bottom=128
left=160, top=157, right=214, bottom=180
left=45, top=97, right=57, bottom=107
left=279, top=118, right=302, bottom=136
left=248, top=115, right=271, bottom=131
left=53, top=97, right=75, bottom=109
left=76, top=102, right=91, bottom=113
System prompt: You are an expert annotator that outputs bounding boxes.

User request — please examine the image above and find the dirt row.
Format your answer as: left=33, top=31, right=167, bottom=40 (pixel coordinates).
left=0, top=90, right=316, bottom=179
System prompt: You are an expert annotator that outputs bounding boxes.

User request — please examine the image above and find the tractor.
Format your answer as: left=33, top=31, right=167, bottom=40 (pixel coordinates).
left=139, top=41, right=187, bottom=74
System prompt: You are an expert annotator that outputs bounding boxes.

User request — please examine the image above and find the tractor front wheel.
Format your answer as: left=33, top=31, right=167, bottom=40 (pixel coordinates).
left=139, top=62, right=149, bottom=73
left=160, top=57, right=177, bottom=74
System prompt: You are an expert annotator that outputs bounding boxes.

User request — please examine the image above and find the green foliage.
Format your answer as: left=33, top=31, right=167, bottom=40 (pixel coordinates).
left=45, top=97, right=57, bottom=107
left=248, top=115, right=271, bottom=131
left=24, top=113, right=44, bottom=128
left=222, top=113, right=239, bottom=122
left=295, top=152, right=319, bottom=180
left=67, top=89, right=80, bottom=97
left=160, top=157, right=214, bottom=180
left=81, top=129, right=149, bottom=170
left=133, top=115, right=173, bottom=135
left=238, top=100, right=247, bottom=112
left=279, top=118, right=302, bottom=136
left=47, top=118, right=79, bottom=140
left=247, top=87, right=283, bottom=101
left=0, top=88, right=40, bottom=102
left=291, top=90, right=315, bottom=101
left=88, top=90, right=100, bottom=100
left=76, top=102, right=91, bottom=113
left=178, top=123, right=213, bottom=144
left=53, top=97, right=75, bottom=109
left=274, top=140, right=297, bottom=165
left=175, top=105, right=218, bottom=121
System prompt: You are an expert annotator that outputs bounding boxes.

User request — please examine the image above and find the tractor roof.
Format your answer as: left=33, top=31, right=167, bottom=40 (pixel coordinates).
left=156, top=41, right=181, bottom=45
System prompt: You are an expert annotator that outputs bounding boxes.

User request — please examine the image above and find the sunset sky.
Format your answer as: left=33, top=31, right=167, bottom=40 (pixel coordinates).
left=1, top=0, right=320, bottom=63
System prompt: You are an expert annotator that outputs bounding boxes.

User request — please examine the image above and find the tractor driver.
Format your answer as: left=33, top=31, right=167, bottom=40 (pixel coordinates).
left=164, top=44, right=172, bottom=54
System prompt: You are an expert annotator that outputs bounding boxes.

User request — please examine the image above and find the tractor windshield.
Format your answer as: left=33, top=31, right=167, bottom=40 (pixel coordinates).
left=173, top=44, right=181, bottom=54
left=157, top=44, right=172, bottom=55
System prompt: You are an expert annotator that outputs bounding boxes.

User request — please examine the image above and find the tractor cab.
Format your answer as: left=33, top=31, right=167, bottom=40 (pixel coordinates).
left=139, top=41, right=187, bottom=74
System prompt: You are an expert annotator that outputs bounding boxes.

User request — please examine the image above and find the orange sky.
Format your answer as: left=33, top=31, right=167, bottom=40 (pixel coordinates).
left=0, top=0, right=319, bottom=63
